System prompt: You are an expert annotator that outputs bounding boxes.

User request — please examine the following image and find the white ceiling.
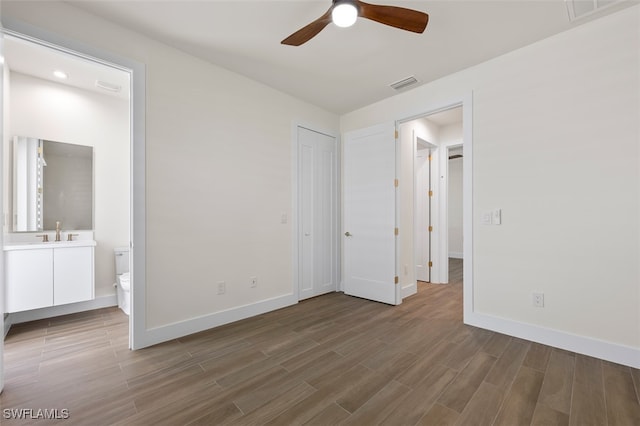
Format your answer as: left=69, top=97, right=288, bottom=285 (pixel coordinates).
left=8, top=1, right=637, bottom=114
left=4, top=35, right=131, bottom=100
left=423, top=106, right=462, bottom=127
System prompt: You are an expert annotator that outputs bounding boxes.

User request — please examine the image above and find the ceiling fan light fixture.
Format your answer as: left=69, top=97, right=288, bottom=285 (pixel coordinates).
left=332, top=3, right=358, bottom=28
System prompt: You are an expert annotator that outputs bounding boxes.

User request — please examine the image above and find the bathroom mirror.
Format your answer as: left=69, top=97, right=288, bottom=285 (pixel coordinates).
left=13, top=136, right=93, bottom=232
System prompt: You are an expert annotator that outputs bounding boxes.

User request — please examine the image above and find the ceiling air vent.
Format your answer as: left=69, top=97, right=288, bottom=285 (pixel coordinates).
left=390, top=76, right=418, bottom=91
left=95, top=80, right=122, bottom=93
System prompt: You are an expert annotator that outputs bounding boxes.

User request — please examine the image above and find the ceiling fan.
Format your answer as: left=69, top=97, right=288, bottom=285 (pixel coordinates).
left=281, top=0, right=429, bottom=46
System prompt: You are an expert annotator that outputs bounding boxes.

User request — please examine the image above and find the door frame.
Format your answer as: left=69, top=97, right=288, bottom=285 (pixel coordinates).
left=0, top=21, right=5, bottom=393
left=395, top=93, right=473, bottom=322
left=0, top=20, right=148, bottom=349
left=292, top=123, right=340, bottom=301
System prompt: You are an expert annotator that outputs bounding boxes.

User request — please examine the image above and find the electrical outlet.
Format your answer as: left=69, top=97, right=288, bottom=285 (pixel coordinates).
left=217, top=281, right=226, bottom=295
left=532, top=292, right=544, bottom=308
left=250, top=276, right=257, bottom=288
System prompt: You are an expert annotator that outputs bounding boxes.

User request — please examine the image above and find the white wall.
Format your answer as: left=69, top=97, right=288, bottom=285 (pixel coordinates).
left=1, top=1, right=339, bottom=332
left=448, top=152, right=463, bottom=258
left=9, top=73, right=130, bottom=299
left=342, top=5, right=640, bottom=360
left=440, top=122, right=463, bottom=258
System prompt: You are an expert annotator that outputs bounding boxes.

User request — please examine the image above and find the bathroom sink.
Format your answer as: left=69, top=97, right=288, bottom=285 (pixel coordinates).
left=4, top=240, right=97, bottom=251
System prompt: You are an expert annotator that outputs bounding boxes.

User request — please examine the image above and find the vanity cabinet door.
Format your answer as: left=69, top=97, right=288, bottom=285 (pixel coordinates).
left=5, top=249, right=54, bottom=312
left=53, top=246, right=94, bottom=305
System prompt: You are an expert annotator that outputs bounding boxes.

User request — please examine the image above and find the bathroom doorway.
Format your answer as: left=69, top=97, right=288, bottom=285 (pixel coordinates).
left=0, top=26, right=145, bottom=374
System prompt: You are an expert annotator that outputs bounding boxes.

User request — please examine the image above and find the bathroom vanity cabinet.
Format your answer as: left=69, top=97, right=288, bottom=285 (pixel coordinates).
left=4, top=241, right=95, bottom=312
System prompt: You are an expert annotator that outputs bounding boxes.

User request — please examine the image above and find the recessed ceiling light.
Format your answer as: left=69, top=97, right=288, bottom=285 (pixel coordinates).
left=53, top=70, right=68, bottom=80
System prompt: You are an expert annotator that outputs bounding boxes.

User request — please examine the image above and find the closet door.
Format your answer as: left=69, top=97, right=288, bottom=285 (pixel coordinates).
left=298, top=127, right=338, bottom=300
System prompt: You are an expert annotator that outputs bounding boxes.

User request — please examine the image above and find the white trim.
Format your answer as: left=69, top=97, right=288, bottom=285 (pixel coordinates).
left=394, top=122, right=402, bottom=305
left=449, top=252, right=464, bottom=259
left=2, top=19, right=147, bottom=350
left=466, top=311, right=640, bottom=369
left=7, top=295, right=117, bottom=325
left=3, top=316, right=9, bottom=339
left=402, top=281, right=417, bottom=298
left=461, top=92, right=474, bottom=326
left=0, top=25, right=5, bottom=393
left=139, top=294, right=298, bottom=347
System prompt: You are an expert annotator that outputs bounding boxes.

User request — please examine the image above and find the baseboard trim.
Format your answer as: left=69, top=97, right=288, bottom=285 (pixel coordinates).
left=402, top=281, right=417, bottom=299
left=465, top=311, right=640, bottom=369
left=136, top=294, right=298, bottom=348
left=3, top=314, right=11, bottom=338
left=449, top=252, right=463, bottom=259
left=8, top=295, right=118, bottom=326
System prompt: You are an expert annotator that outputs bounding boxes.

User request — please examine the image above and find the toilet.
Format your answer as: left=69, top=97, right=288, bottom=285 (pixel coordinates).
left=114, top=247, right=130, bottom=315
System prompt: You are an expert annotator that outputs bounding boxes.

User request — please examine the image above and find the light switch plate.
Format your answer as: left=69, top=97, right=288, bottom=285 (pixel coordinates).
left=492, top=209, right=502, bottom=225
left=482, top=212, right=492, bottom=225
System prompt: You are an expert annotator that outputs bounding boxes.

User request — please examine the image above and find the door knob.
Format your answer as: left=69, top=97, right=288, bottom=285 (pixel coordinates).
left=344, top=232, right=352, bottom=237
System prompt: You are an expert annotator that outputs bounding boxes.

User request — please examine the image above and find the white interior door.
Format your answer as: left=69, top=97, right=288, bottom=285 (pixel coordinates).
left=298, top=127, right=338, bottom=300
left=343, top=123, right=398, bottom=305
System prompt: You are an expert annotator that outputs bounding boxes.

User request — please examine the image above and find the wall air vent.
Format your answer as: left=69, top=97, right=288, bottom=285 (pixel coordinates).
left=565, top=0, right=624, bottom=21
left=95, top=80, right=122, bottom=93
left=390, top=76, right=418, bottom=91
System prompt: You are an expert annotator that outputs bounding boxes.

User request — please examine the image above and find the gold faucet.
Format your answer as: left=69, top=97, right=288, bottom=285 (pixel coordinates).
left=55, top=221, right=62, bottom=242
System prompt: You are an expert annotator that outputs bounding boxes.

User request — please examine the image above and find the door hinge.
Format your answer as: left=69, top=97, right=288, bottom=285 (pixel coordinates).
left=428, top=226, right=433, bottom=232
left=428, top=154, right=432, bottom=161
left=395, top=130, right=399, bottom=139
left=394, top=179, right=399, bottom=187
left=38, top=146, right=43, bottom=155
left=394, top=228, right=399, bottom=236
left=429, top=190, right=433, bottom=197
left=394, top=276, right=399, bottom=284
left=428, top=261, right=433, bottom=267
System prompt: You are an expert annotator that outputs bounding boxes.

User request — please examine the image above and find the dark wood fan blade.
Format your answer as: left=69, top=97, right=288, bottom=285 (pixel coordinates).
left=357, top=0, right=428, bottom=33
left=281, top=8, right=333, bottom=46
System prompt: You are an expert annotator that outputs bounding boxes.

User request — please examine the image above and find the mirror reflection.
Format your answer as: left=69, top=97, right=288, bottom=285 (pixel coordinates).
left=13, top=136, right=93, bottom=232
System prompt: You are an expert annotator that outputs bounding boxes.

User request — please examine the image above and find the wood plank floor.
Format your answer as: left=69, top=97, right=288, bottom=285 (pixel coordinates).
left=2, top=259, right=639, bottom=425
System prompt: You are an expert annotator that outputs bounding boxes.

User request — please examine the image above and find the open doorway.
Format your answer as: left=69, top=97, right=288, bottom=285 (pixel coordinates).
left=397, top=105, right=464, bottom=299
left=1, top=32, right=133, bottom=366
